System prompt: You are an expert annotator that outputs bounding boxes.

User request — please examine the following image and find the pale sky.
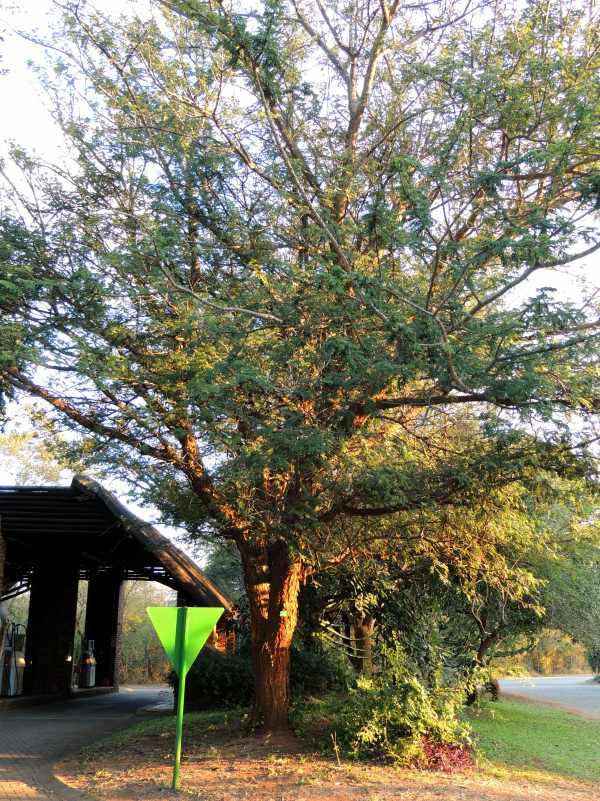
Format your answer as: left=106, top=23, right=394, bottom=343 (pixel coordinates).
left=0, top=2, right=195, bottom=546
left=0, top=0, right=151, bottom=156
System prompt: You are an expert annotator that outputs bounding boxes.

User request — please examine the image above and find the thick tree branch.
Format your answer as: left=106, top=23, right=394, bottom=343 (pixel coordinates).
left=3, top=367, right=172, bottom=462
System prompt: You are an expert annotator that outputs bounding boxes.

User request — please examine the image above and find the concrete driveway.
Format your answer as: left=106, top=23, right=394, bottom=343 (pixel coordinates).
left=0, top=685, right=172, bottom=801
left=500, top=674, right=600, bottom=718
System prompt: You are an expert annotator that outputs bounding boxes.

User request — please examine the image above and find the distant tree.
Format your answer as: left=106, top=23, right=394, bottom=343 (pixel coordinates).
left=587, top=643, right=600, bottom=675
left=3, top=589, right=29, bottom=626
left=120, top=581, right=176, bottom=684
left=304, top=473, right=600, bottom=687
left=521, top=630, right=589, bottom=676
left=0, top=425, right=66, bottom=484
left=1, top=0, right=598, bottom=729
left=202, top=542, right=245, bottom=602
left=433, top=476, right=600, bottom=682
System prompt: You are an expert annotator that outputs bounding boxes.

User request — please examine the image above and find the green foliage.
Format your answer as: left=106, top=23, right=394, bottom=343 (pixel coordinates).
left=180, top=636, right=352, bottom=710
left=176, top=648, right=255, bottom=711
left=497, top=630, right=589, bottom=676
left=303, top=471, right=600, bottom=692
left=201, top=543, right=245, bottom=602
left=120, top=581, right=176, bottom=684
left=1, top=0, right=599, bottom=723
left=290, top=639, right=354, bottom=697
left=0, top=416, right=66, bottom=484
left=1, top=1, right=597, bottom=549
left=586, top=642, right=600, bottom=675
left=292, top=644, right=469, bottom=766
left=3, top=592, right=29, bottom=626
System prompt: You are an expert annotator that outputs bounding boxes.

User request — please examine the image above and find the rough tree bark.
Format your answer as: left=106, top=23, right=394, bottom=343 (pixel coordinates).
left=466, top=631, right=500, bottom=705
left=351, top=615, right=375, bottom=676
left=241, top=539, right=304, bottom=731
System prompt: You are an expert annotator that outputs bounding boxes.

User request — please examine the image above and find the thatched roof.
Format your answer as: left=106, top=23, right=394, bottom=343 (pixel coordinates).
left=0, top=474, right=233, bottom=612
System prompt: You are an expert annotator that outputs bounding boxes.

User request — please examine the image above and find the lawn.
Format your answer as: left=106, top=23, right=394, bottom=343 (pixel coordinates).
left=468, top=699, right=600, bottom=784
left=55, top=699, right=600, bottom=801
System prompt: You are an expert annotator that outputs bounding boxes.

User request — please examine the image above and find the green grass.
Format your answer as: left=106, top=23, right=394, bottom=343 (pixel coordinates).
left=468, top=699, right=600, bottom=783
left=80, top=698, right=600, bottom=787
left=79, top=709, right=238, bottom=756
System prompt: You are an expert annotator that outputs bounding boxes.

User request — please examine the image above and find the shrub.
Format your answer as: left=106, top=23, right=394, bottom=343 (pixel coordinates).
left=178, top=638, right=350, bottom=711
left=341, top=676, right=470, bottom=765
left=292, top=644, right=471, bottom=768
left=587, top=642, right=600, bottom=675
left=174, top=647, right=254, bottom=710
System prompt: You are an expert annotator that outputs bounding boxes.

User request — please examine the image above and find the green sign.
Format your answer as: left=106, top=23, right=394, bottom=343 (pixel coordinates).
left=147, top=606, right=223, bottom=676
left=147, top=606, right=224, bottom=789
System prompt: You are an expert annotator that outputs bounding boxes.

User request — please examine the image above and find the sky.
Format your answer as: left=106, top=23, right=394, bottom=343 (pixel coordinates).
left=0, top=0, right=150, bottom=156
left=0, top=0, right=598, bottom=538
left=0, top=2, right=209, bottom=557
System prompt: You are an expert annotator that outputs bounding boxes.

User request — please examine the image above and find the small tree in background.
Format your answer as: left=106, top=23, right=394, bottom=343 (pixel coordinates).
left=0, top=422, right=66, bottom=485
left=1, top=0, right=599, bottom=729
left=587, top=643, right=600, bottom=675
left=120, top=581, right=176, bottom=684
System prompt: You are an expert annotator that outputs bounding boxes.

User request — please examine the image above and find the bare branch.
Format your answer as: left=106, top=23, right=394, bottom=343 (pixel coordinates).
left=290, top=0, right=351, bottom=86
left=3, top=367, right=172, bottom=462
left=465, top=239, right=600, bottom=319
left=154, top=256, right=285, bottom=324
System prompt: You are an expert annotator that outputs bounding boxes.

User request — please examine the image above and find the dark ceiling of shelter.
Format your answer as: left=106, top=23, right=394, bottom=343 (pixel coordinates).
left=0, top=476, right=232, bottom=611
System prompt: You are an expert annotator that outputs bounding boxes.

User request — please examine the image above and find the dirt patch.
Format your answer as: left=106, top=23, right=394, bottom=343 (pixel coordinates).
left=56, top=717, right=598, bottom=801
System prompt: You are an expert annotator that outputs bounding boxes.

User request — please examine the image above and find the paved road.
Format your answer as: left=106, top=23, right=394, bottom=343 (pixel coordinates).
left=0, top=685, right=172, bottom=801
left=500, top=674, right=600, bottom=718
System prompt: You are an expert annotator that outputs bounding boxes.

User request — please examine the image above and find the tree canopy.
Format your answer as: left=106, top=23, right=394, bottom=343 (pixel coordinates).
left=0, top=0, right=598, bottom=728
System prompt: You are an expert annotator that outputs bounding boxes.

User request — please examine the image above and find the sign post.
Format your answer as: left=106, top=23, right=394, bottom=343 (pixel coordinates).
left=147, top=606, right=224, bottom=790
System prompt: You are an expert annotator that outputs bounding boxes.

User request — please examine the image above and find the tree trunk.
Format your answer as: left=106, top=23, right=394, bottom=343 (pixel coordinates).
left=474, top=631, right=499, bottom=671
left=241, top=539, right=304, bottom=732
left=466, top=631, right=499, bottom=705
left=352, top=616, right=375, bottom=676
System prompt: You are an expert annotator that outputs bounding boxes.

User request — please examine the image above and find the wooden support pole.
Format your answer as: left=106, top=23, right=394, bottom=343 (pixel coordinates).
left=84, top=570, right=124, bottom=688
left=24, top=560, right=79, bottom=695
left=0, top=515, right=5, bottom=600
left=0, top=515, right=7, bottom=653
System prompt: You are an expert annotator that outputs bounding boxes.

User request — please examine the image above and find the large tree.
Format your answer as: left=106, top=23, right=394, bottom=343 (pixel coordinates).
left=1, top=0, right=599, bottom=728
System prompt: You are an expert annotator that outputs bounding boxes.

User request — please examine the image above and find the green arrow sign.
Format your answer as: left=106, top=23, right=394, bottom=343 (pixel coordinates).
left=147, top=606, right=224, bottom=676
left=147, top=606, right=224, bottom=789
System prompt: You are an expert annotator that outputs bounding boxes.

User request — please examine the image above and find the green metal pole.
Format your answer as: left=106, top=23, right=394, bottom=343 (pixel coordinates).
left=172, top=607, right=188, bottom=790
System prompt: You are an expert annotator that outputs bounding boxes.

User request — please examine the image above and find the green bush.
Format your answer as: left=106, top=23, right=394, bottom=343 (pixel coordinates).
left=175, top=647, right=255, bottom=710
left=178, top=639, right=350, bottom=711
left=343, top=676, right=469, bottom=764
left=291, top=640, right=354, bottom=696
left=587, top=642, right=600, bottom=675
left=292, top=644, right=470, bottom=766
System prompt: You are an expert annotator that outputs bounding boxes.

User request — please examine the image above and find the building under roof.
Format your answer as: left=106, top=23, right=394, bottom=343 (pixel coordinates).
left=0, top=475, right=232, bottom=696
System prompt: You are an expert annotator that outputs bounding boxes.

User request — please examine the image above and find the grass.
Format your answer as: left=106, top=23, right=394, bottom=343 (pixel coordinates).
left=59, top=700, right=600, bottom=801
left=468, top=698, right=600, bottom=784
left=79, top=709, right=240, bottom=756
left=78, top=699, right=600, bottom=789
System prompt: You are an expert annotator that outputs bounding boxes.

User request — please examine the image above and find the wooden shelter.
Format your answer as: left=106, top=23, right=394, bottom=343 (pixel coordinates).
left=0, top=475, right=233, bottom=696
